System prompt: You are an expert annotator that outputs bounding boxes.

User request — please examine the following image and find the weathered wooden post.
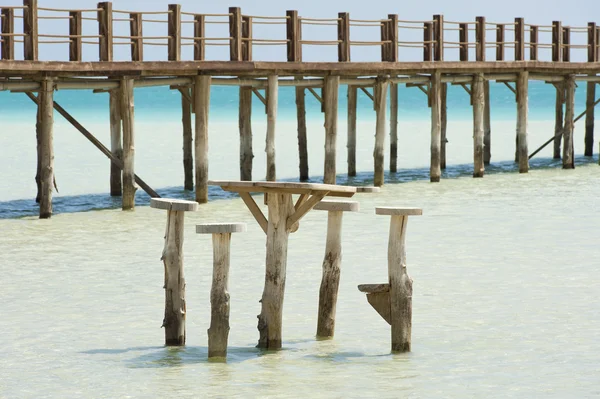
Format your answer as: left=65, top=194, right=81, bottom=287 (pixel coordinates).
left=69, top=11, right=82, bottom=61
left=390, top=82, right=399, bottom=173
left=197, top=222, right=247, bottom=358
left=120, top=78, right=136, bottom=209
left=151, top=198, right=199, bottom=346
left=229, top=7, right=242, bottom=61
left=433, top=15, right=444, bottom=61
left=314, top=200, right=359, bottom=338
left=193, top=14, right=205, bottom=61
left=552, top=21, right=562, bottom=62
left=109, top=89, right=122, bottom=196
left=181, top=86, right=193, bottom=190
left=239, top=86, right=253, bottom=181
left=514, top=18, right=525, bottom=61
left=530, top=25, right=538, bottom=61
left=441, top=82, right=447, bottom=169
left=562, top=26, right=570, bottom=62
left=585, top=22, right=597, bottom=157
left=1, top=8, right=15, bottom=60
left=97, top=2, right=113, bottom=62
left=472, top=73, right=485, bottom=177
left=168, top=4, right=181, bottom=61
left=266, top=75, right=278, bottom=182
left=38, top=78, right=54, bottom=219
left=130, top=12, right=143, bottom=61
left=387, top=14, right=398, bottom=62
left=484, top=80, right=491, bottom=165
left=423, top=22, right=433, bottom=61
left=194, top=75, right=211, bottom=203
left=554, top=82, right=564, bottom=159
left=496, top=24, right=505, bottom=61
left=476, top=16, right=486, bottom=62
left=358, top=207, right=422, bottom=353
left=516, top=71, right=529, bottom=173
left=459, top=23, right=468, bottom=61
left=563, top=75, right=575, bottom=169
left=374, top=78, right=389, bottom=187
left=347, top=85, right=357, bottom=177
left=323, top=76, right=340, bottom=184
left=430, top=71, right=442, bottom=182
left=23, top=0, right=38, bottom=61
left=338, top=12, right=350, bottom=62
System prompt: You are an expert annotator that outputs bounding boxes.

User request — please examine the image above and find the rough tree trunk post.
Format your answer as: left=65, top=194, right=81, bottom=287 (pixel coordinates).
left=585, top=81, right=595, bottom=157
left=483, top=80, right=491, bottom=165
left=440, top=82, right=447, bottom=170
left=150, top=198, right=199, bottom=346
left=197, top=222, right=247, bottom=358
left=109, top=89, right=122, bottom=196
left=374, top=78, right=389, bottom=187
left=323, top=75, right=340, bottom=185
left=390, top=82, right=399, bottom=173
left=257, top=193, right=295, bottom=350
left=194, top=75, right=211, bottom=203
left=181, top=86, right=193, bottom=190
left=120, top=78, right=137, bottom=210
left=554, top=82, right=564, bottom=159
left=347, top=85, right=357, bottom=177
left=516, top=71, right=529, bottom=173
left=563, top=75, right=575, bottom=169
left=266, top=75, right=278, bottom=183
left=430, top=71, right=442, bottom=182
left=472, top=73, right=485, bottom=177
left=35, top=99, right=42, bottom=203
left=39, top=78, right=54, bottom=219
left=239, top=86, right=253, bottom=181
left=314, top=200, right=359, bottom=338
left=296, top=78, right=309, bottom=181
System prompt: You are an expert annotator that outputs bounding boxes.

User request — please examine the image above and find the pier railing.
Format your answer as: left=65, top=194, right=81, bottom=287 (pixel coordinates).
left=1, top=1, right=599, bottom=63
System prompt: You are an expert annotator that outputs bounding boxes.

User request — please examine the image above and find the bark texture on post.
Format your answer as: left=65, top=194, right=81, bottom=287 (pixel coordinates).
left=554, top=82, right=564, bottom=159
left=563, top=76, right=575, bottom=169
left=239, top=86, right=253, bottom=181
left=162, top=210, right=186, bottom=346
left=323, top=76, right=339, bottom=185
left=374, top=78, right=389, bottom=187
left=430, top=71, right=442, bottom=182
left=194, top=75, right=211, bottom=203
left=390, top=83, right=399, bottom=173
left=585, top=81, right=595, bottom=157
left=266, top=75, right=278, bottom=182
left=35, top=99, right=41, bottom=203
left=347, top=85, right=357, bottom=177
left=483, top=80, right=491, bottom=165
left=120, top=78, right=136, bottom=210
left=516, top=71, right=529, bottom=173
left=109, top=89, right=122, bottom=196
left=181, top=87, right=193, bottom=190
left=472, top=73, right=485, bottom=177
left=39, top=78, right=54, bottom=219
left=440, top=82, right=447, bottom=170
left=296, top=79, right=309, bottom=181
left=208, top=233, right=232, bottom=358
left=317, top=211, right=343, bottom=338
left=388, top=215, right=412, bottom=353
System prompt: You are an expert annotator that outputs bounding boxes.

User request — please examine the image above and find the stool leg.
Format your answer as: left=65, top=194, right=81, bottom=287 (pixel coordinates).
left=162, top=210, right=186, bottom=346
left=208, top=232, right=232, bottom=358
left=388, top=215, right=412, bottom=352
left=317, top=210, right=343, bottom=338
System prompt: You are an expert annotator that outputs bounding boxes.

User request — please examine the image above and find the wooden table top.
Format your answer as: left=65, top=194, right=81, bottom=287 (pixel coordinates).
left=209, top=180, right=357, bottom=197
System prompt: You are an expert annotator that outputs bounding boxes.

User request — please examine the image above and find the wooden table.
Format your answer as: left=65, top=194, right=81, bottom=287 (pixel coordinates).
left=209, top=180, right=357, bottom=349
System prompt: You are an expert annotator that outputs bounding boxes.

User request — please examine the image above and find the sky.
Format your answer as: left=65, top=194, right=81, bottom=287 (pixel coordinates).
left=2, top=0, right=599, bottom=62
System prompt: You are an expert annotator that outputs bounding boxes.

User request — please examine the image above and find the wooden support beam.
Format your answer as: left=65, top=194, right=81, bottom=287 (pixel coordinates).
left=266, top=75, right=278, bottom=182
left=554, top=81, right=565, bottom=159
left=69, top=11, right=82, bottom=62
left=120, top=78, right=136, bottom=209
left=239, top=86, right=253, bottom=181
left=252, top=88, right=267, bottom=108
left=286, top=10, right=300, bottom=62
left=516, top=71, right=529, bottom=173
left=476, top=16, right=485, bottom=61
left=390, top=82, right=398, bottom=173
left=459, top=23, right=469, bottom=61
left=458, top=82, right=472, bottom=97
left=374, top=78, right=388, bottom=187
left=496, top=24, right=505, bottom=61
left=23, top=0, right=37, bottom=60
left=472, top=73, right=485, bottom=177
left=241, top=15, right=252, bottom=61
left=562, top=26, right=570, bottom=62
left=98, top=2, right=113, bottom=62
left=552, top=21, right=562, bottom=62
left=194, top=75, right=211, bottom=203
left=181, top=87, right=193, bottom=190
left=308, top=87, right=323, bottom=104
left=423, top=22, right=433, bottom=61
left=440, top=82, right=447, bottom=169
left=1, top=8, right=15, bottom=60
left=38, top=78, right=54, bottom=218
left=337, top=12, right=350, bottom=61
left=295, top=77, right=308, bottom=181
left=168, top=4, right=181, bottom=61
left=347, top=85, right=357, bottom=177
left=387, top=14, right=398, bottom=62
left=193, top=14, right=205, bottom=61
left=359, top=86, right=374, bottom=102
left=563, top=75, right=575, bottom=169
left=430, top=71, right=441, bottom=182
left=130, top=13, right=143, bottom=61
left=229, top=7, right=242, bottom=61
left=587, top=24, right=598, bottom=156
left=109, top=89, right=122, bottom=196
left=239, top=192, right=267, bottom=234
left=503, top=81, right=516, bottom=95
left=483, top=81, right=491, bottom=165
left=514, top=18, right=524, bottom=61
left=433, top=15, right=444, bottom=61
left=530, top=25, right=538, bottom=61
left=323, top=75, right=339, bottom=184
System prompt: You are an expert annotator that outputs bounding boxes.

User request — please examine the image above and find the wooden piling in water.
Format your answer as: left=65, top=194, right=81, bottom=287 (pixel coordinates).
left=390, top=83, right=398, bottom=173
left=472, top=73, right=485, bottom=177
left=181, top=87, right=194, bottom=190
left=296, top=81, right=309, bottom=181
left=347, top=85, right=357, bottom=177
left=483, top=81, right=491, bottom=165
left=323, top=76, right=339, bottom=184
left=563, top=75, right=575, bottom=169
left=554, top=82, right=564, bottom=159
left=585, top=22, right=597, bottom=157
left=120, top=78, right=136, bottom=210
left=239, top=86, right=253, bottom=181
left=516, top=71, right=529, bottom=173
left=39, top=78, right=54, bottom=219
left=374, top=78, right=388, bottom=187
left=266, top=75, right=278, bottom=182
left=35, top=99, right=41, bottom=203
left=430, top=71, right=442, bottom=182
left=194, top=75, right=210, bottom=203
left=109, top=89, right=122, bottom=196
left=440, top=82, right=447, bottom=170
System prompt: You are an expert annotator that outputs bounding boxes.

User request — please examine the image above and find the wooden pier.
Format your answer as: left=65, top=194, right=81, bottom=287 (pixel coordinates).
left=1, top=1, right=600, bottom=218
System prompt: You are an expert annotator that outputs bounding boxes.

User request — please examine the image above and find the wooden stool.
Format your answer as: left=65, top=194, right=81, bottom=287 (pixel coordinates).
left=313, top=200, right=359, bottom=338
left=358, top=206, right=422, bottom=353
left=196, top=222, right=247, bottom=358
left=150, top=198, right=199, bottom=346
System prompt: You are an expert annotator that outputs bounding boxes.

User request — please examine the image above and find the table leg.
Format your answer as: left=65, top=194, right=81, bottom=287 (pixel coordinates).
left=257, top=192, right=294, bottom=349
left=388, top=215, right=412, bottom=352
left=162, top=210, right=186, bottom=346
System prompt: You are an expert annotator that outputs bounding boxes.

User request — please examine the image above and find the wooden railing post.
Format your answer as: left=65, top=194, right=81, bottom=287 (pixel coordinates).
left=459, top=23, right=468, bottom=61
left=338, top=12, right=350, bottom=61
left=194, top=14, right=205, bottom=61
left=241, top=15, right=252, bottom=61
left=530, top=25, right=538, bottom=61
left=69, top=11, right=82, bottom=61
left=387, top=14, right=398, bottom=62
left=168, top=4, right=181, bottom=61
left=562, top=26, right=570, bottom=62
left=514, top=17, right=524, bottom=61
left=423, top=21, right=433, bottom=61
left=476, top=16, right=485, bottom=61
left=552, top=21, right=562, bottom=62
left=97, top=2, right=113, bottom=61
left=1, top=8, right=14, bottom=60
left=496, top=24, right=505, bottom=61
left=130, top=13, right=142, bottom=61
left=588, top=22, right=597, bottom=62
left=286, top=10, right=300, bottom=61
left=23, top=0, right=38, bottom=60
left=229, top=7, right=242, bottom=61
left=380, top=17, right=389, bottom=61
left=433, top=14, right=443, bottom=61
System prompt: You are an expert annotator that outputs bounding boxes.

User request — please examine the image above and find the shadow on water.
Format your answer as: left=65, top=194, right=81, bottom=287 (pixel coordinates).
left=2, top=155, right=596, bottom=219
